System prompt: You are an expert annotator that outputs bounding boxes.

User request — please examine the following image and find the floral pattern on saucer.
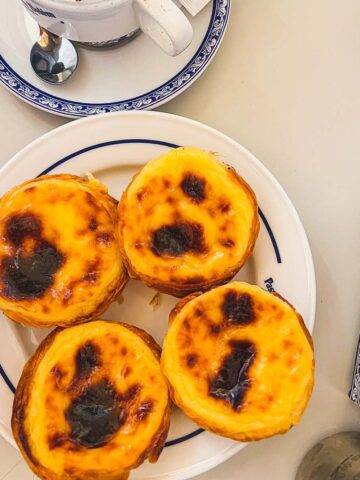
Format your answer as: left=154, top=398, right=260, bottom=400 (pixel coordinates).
left=349, top=335, right=360, bottom=405
left=0, top=0, right=230, bottom=117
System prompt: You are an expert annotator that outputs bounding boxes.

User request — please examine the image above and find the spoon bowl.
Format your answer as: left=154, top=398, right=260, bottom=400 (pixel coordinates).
left=30, top=27, right=78, bottom=84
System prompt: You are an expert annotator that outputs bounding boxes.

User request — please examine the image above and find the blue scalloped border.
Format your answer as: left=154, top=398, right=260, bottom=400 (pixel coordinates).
left=0, top=0, right=230, bottom=117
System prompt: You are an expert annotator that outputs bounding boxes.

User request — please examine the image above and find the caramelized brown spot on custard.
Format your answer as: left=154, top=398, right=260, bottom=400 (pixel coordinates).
left=136, top=188, right=147, bottom=203
left=61, top=260, right=100, bottom=300
left=221, top=239, right=235, bottom=248
left=82, top=272, right=98, bottom=284
left=75, top=342, right=100, bottom=379
left=209, top=340, right=256, bottom=411
left=145, top=207, right=154, bottom=217
left=1, top=215, right=64, bottom=300
left=282, top=339, right=294, bottom=349
left=218, top=202, right=230, bottom=213
left=62, top=288, right=72, bottom=305
left=66, top=380, right=122, bottom=449
left=66, top=379, right=139, bottom=449
left=222, top=292, right=254, bottom=325
left=177, top=332, right=193, bottom=350
left=64, top=467, right=77, bottom=476
left=186, top=354, right=198, bottom=368
left=108, top=335, right=119, bottom=346
left=45, top=395, right=56, bottom=409
left=121, top=347, right=128, bottom=356
left=151, top=222, right=205, bottom=257
left=5, top=214, right=41, bottom=245
left=183, top=319, right=191, bottom=331
left=64, top=192, right=76, bottom=202
left=89, top=218, right=98, bottom=231
left=135, top=400, right=154, bottom=421
left=83, top=259, right=100, bottom=281
left=163, top=179, right=171, bottom=188
left=209, top=323, right=222, bottom=336
left=286, top=358, right=295, bottom=367
left=123, top=366, right=132, bottom=378
left=48, top=432, right=67, bottom=450
left=96, top=232, right=113, bottom=245
left=256, top=303, right=264, bottom=312
left=51, top=365, right=64, bottom=383
left=180, top=174, right=205, bottom=203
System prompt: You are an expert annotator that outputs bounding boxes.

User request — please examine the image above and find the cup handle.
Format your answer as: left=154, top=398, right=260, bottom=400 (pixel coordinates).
left=134, top=0, right=193, bottom=56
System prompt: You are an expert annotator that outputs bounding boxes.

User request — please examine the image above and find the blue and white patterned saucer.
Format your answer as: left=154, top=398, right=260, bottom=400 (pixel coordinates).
left=0, top=1, right=230, bottom=118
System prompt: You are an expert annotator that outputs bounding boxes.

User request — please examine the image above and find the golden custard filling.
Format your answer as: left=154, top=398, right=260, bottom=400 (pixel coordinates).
left=12, top=321, right=171, bottom=480
left=119, top=147, right=259, bottom=295
left=161, top=282, right=314, bottom=441
left=0, top=174, right=127, bottom=327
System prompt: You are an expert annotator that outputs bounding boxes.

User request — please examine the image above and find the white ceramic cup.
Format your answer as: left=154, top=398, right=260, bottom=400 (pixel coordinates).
left=21, top=0, right=193, bottom=56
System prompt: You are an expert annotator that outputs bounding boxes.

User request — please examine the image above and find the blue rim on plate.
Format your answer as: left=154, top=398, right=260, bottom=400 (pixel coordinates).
left=0, top=0, right=230, bottom=117
left=0, top=137, right=281, bottom=447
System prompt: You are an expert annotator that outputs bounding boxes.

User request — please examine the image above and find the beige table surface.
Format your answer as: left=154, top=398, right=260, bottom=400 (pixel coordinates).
left=1, top=0, right=360, bottom=479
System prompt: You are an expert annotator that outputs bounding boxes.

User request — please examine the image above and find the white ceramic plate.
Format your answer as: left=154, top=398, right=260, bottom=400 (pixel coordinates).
left=0, top=0, right=230, bottom=118
left=0, top=111, right=316, bottom=480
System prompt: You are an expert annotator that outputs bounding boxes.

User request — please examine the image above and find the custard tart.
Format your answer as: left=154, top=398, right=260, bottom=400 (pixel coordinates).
left=161, top=282, right=314, bottom=441
left=0, top=174, right=127, bottom=327
left=12, top=320, right=171, bottom=480
left=118, top=147, right=259, bottom=297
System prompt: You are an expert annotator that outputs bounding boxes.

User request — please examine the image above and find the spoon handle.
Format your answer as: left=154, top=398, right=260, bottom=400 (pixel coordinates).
left=349, top=334, right=360, bottom=405
left=38, top=25, right=61, bottom=50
